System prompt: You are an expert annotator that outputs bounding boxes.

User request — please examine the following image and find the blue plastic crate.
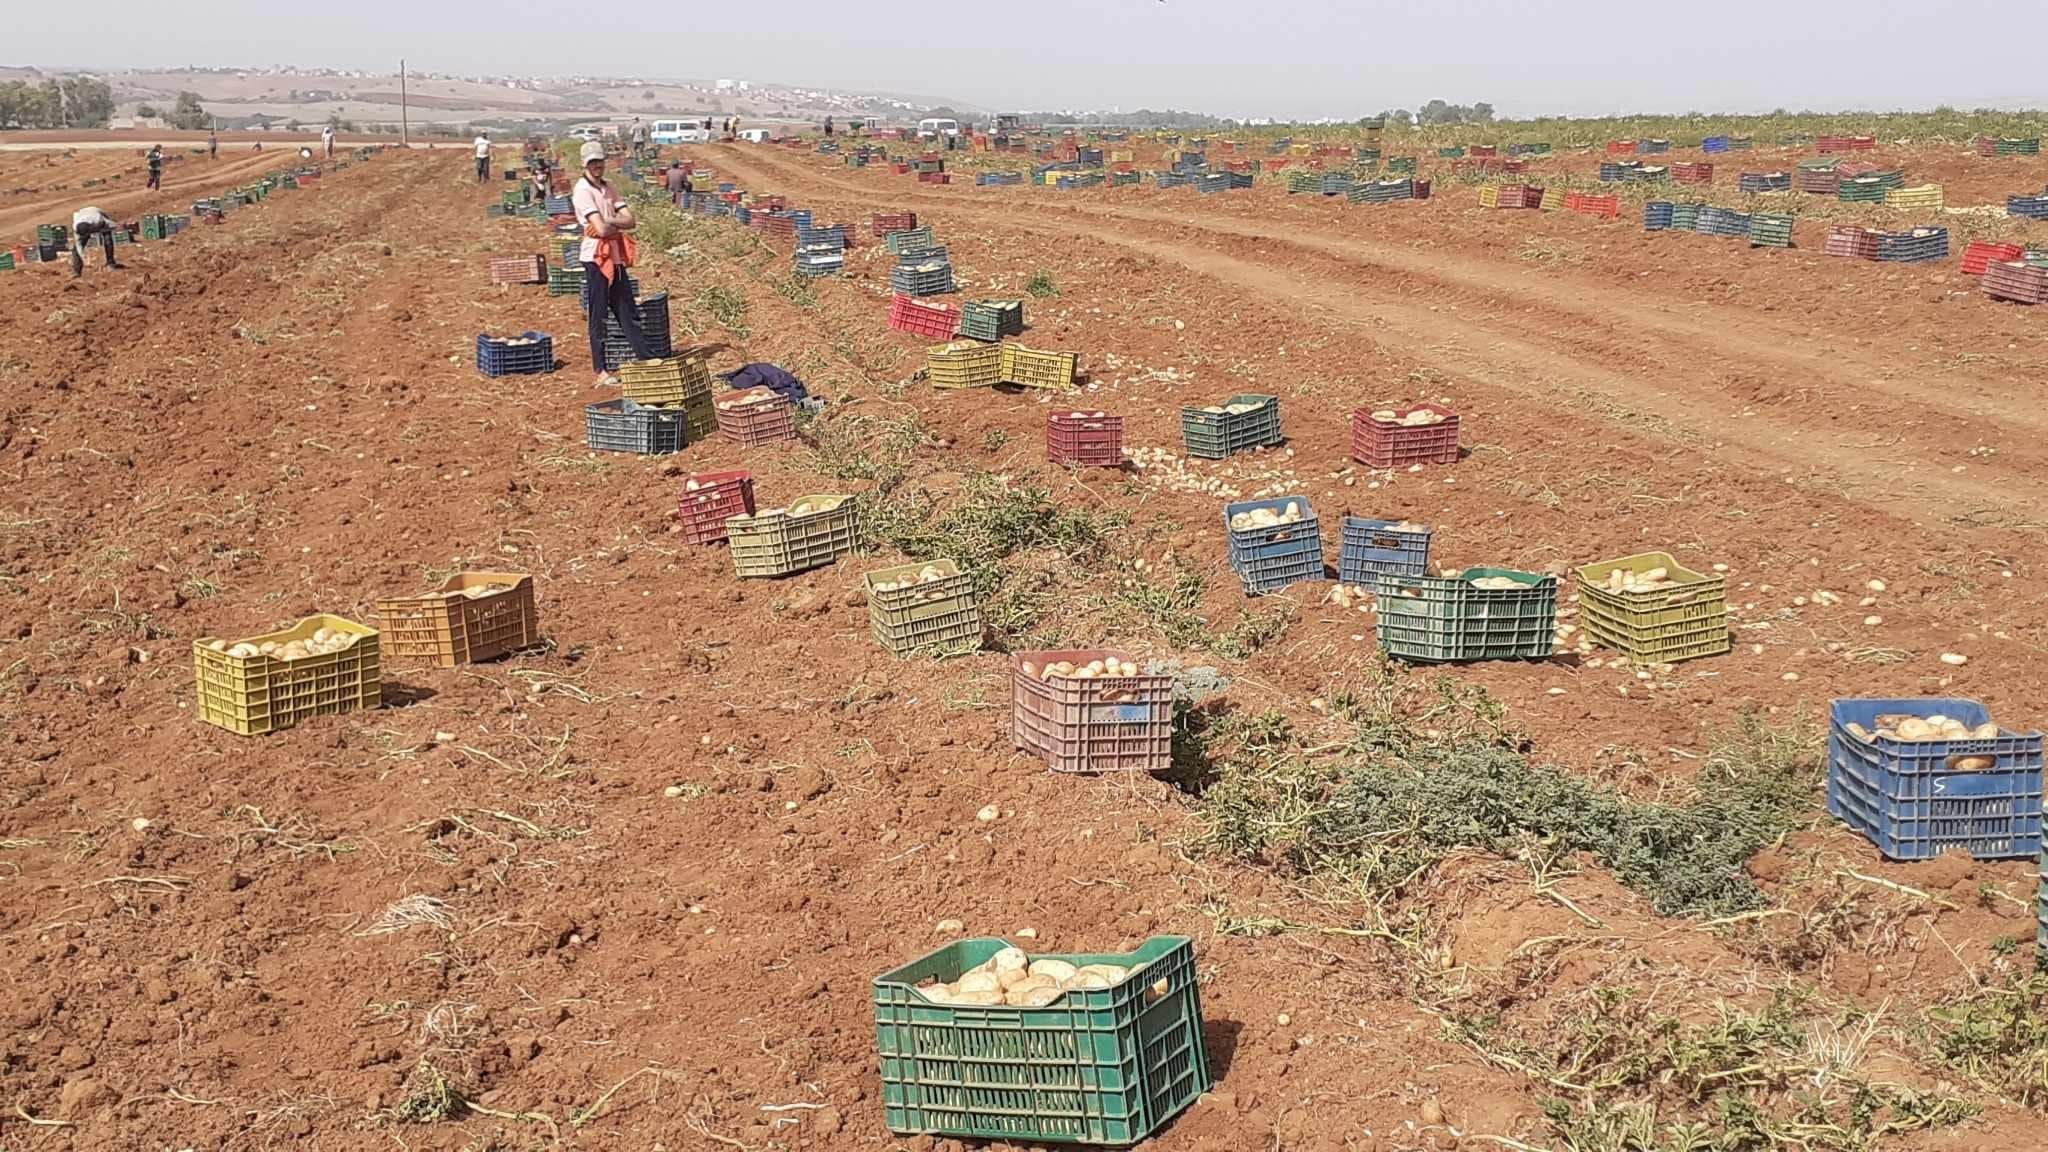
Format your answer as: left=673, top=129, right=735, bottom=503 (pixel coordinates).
left=1223, top=497, right=1323, bottom=568
left=1877, top=227, right=1949, bottom=263
left=2010, top=195, right=2048, bottom=221
left=1338, top=517, right=1430, bottom=583
left=1644, top=201, right=1674, bottom=231
left=475, top=331, right=555, bottom=377
left=797, top=224, right=847, bottom=249
left=1238, top=548, right=1324, bottom=596
left=585, top=398, right=686, bottom=455
left=1702, top=136, right=1730, bottom=153
left=1827, top=698, right=2043, bottom=862
left=543, top=195, right=572, bottom=215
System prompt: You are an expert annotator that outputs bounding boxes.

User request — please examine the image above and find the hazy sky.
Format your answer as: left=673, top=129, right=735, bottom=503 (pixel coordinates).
left=16, top=0, right=2048, bottom=120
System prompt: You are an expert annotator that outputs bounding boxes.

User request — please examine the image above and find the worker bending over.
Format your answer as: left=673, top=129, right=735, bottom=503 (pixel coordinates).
left=70, top=206, right=126, bottom=277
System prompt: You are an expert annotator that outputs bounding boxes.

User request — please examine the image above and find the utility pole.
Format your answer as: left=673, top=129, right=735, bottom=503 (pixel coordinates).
left=400, top=59, right=409, bottom=146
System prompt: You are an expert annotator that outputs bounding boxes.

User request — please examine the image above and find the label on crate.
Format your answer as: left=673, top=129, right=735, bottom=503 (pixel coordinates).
left=1931, top=772, right=2018, bottom=798
left=1092, top=703, right=1154, bottom=724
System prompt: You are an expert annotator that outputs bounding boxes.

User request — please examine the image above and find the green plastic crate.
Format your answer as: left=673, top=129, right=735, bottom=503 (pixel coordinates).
left=728, top=496, right=859, bottom=578
left=1181, top=394, right=1281, bottom=459
left=959, top=299, right=1024, bottom=342
left=873, top=936, right=1210, bottom=1145
left=1575, top=552, right=1730, bottom=665
left=1748, top=213, right=1795, bottom=249
left=1376, top=567, right=1557, bottom=663
left=866, top=559, right=982, bottom=655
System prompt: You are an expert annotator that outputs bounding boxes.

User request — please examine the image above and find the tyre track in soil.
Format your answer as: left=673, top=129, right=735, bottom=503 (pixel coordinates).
left=0, top=149, right=306, bottom=236
left=707, top=145, right=2048, bottom=521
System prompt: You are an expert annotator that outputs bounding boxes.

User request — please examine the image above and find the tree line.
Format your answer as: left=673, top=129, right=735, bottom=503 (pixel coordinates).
left=1372, top=100, right=1496, bottom=127
left=0, top=77, right=116, bottom=129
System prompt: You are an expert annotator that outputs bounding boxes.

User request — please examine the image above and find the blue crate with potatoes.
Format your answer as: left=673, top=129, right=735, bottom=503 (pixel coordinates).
left=1827, top=698, right=2042, bottom=862
left=475, top=331, right=555, bottom=377
left=1338, top=517, right=1431, bottom=583
left=1223, top=497, right=1323, bottom=595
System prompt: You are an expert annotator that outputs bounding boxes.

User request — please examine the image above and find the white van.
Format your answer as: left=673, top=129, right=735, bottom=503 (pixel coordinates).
left=652, top=119, right=710, bottom=144
left=738, top=128, right=771, bottom=143
left=917, top=117, right=960, bottom=140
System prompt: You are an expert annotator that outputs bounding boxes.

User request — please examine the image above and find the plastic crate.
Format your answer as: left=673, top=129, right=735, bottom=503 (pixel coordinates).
left=1827, top=698, right=2044, bottom=862
left=728, top=495, right=859, bottom=578
left=1224, top=497, right=1324, bottom=595
left=585, top=398, right=686, bottom=455
left=475, top=332, right=554, bottom=377
left=1338, top=517, right=1431, bottom=583
left=1748, top=214, right=1796, bottom=249
left=715, top=389, right=797, bottom=446
left=489, top=254, right=546, bottom=285
left=1983, top=261, right=2048, bottom=306
left=1575, top=552, right=1730, bottom=665
left=866, top=559, right=982, bottom=655
left=999, top=344, right=1079, bottom=391
left=1350, top=404, right=1460, bottom=469
left=618, top=355, right=712, bottom=407
left=927, top=341, right=1004, bottom=389
left=193, top=615, right=382, bottom=736
left=1181, top=395, right=1282, bottom=460
left=891, top=262, right=957, bottom=297
left=375, top=573, right=539, bottom=667
left=889, top=294, right=960, bottom=340
left=1011, top=650, right=1174, bottom=774
left=1376, top=568, right=1557, bottom=663
left=872, top=211, right=918, bottom=236
left=1962, top=240, right=2025, bottom=277
left=1047, top=410, right=1123, bottom=467
left=680, top=470, right=756, bottom=545
left=872, top=935, right=1210, bottom=1145
left=959, top=299, right=1025, bottom=342
left=884, top=225, right=937, bottom=255
left=546, top=266, right=586, bottom=296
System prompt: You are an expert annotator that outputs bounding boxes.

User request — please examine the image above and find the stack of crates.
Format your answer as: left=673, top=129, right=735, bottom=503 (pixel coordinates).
left=603, top=292, right=673, bottom=369
left=958, top=299, right=1024, bottom=342
left=998, top=344, right=1079, bottom=390
left=884, top=225, right=937, bottom=255
left=926, top=341, right=1003, bottom=389
left=1224, top=497, right=1324, bottom=596
left=728, top=495, right=860, bottom=578
left=680, top=470, right=756, bottom=545
left=1375, top=569, right=1557, bottom=663
left=1337, top=517, right=1431, bottom=585
left=619, top=353, right=713, bottom=419
left=1010, top=650, right=1173, bottom=774
left=1575, top=552, right=1730, bottom=665
left=865, top=559, right=982, bottom=656
left=891, top=249, right=956, bottom=296
left=1182, top=395, right=1282, bottom=459
left=547, top=264, right=586, bottom=296
left=1350, top=405, right=1459, bottom=469
left=1046, top=410, right=1123, bottom=467
left=715, top=388, right=797, bottom=447
left=1827, top=698, right=2043, bottom=862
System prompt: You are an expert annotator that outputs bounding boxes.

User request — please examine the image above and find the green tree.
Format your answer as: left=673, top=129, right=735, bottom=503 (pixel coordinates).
left=137, top=103, right=159, bottom=119
left=59, top=77, right=114, bottom=127
left=169, top=90, right=210, bottom=131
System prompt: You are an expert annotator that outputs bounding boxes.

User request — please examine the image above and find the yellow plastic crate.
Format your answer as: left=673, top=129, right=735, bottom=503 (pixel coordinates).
left=1478, top=185, right=1501, bottom=209
left=1540, top=186, right=1565, bottom=211
left=619, top=355, right=712, bottom=407
left=1110, top=150, right=1133, bottom=163
left=729, top=495, right=860, bottom=578
left=193, top=614, right=382, bottom=736
left=999, top=344, right=1079, bottom=391
left=1885, top=184, right=1944, bottom=211
left=927, top=341, right=1003, bottom=389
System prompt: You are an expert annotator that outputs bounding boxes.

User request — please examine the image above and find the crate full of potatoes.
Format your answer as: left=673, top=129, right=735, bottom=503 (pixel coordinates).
left=1829, top=698, right=2043, bottom=862
left=728, top=494, right=859, bottom=578
left=1575, top=552, right=1729, bottom=665
left=375, top=572, right=539, bottom=667
left=1180, top=394, right=1281, bottom=460
left=715, top=388, right=797, bottom=447
left=1011, top=650, right=1173, bottom=773
left=866, top=559, right=981, bottom=655
left=193, top=615, right=381, bottom=735
left=872, top=936, right=1210, bottom=1145
left=1376, top=568, right=1556, bottom=663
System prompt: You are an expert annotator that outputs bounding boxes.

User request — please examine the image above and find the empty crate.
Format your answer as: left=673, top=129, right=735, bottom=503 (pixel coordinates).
left=728, top=495, right=859, bottom=578
left=1350, top=404, right=1460, bottom=468
left=1181, top=395, right=1282, bottom=459
left=866, top=559, right=982, bottom=655
left=1011, top=650, right=1174, bottom=774
left=1827, top=698, right=2043, bottom=862
left=1046, top=410, right=1123, bottom=467
left=375, top=572, right=539, bottom=667
left=1574, top=552, right=1729, bottom=665
left=1376, top=568, right=1557, bottom=663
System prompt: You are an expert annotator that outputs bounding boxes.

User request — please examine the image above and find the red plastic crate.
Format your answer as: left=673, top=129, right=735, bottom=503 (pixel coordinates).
left=1350, top=404, right=1461, bottom=469
left=1975, top=137, right=1999, bottom=158
left=715, top=389, right=797, bottom=447
left=1983, top=261, right=2048, bottom=305
left=1566, top=193, right=1620, bottom=219
left=1046, top=410, right=1124, bottom=467
left=1502, top=158, right=1528, bottom=174
left=888, top=294, right=960, bottom=340
left=759, top=196, right=786, bottom=212
left=1010, top=650, right=1174, bottom=774
left=1671, top=162, right=1714, bottom=185
left=892, top=162, right=912, bottom=174
left=872, top=211, right=917, bottom=235
left=489, top=254, right=546, bottom=285
left=1413, top=179, right=1432, bottom=200
left=1607, top=139, right=1637, bottom=156
left=755, top=214, right=796, bottom=241
left=917, top=171, right=952, bottom=184
left=680, top=470, right=756, bottom=545
left=1962, top=240, right=2025, bottom=276
left=1823, top=226, right=1881, bottom=261
left=1469, top=144, right=1497, bottom=158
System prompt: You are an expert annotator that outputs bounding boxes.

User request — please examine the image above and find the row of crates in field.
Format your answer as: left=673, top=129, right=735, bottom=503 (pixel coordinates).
left=1644, top=201, right=1796, bottom=248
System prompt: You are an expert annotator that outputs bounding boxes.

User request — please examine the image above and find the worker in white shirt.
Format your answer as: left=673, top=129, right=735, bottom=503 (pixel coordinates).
left=70, top=206, right=126, bottom=277
left=322, top=124, right=335, bottom=159
left=473, top=131, right=492, bottom=183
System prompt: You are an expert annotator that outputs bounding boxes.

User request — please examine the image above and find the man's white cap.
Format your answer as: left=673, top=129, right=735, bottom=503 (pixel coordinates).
left=580, top=140, right=606, bottom=166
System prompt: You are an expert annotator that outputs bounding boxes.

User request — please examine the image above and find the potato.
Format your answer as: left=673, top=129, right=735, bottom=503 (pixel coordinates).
left=951, top=990, right=1005, bottom=1006
left=227, top=642, right=260, bottom=659
left=956, top=971, right=1001, bottom=995
left=1020, top=661, right=1039, bottom=678
left=1954, top=755, right=1995, bottom=772
left=997, top=967, right=1033, bottom=991
left=1639, top=567, right=1668, bottom=584
left=1007, top=985, right=1065, bottom=1008
left=1029, top=959, right=1079, bottom=983
left=1973, top=722, right=2000, bottom=739
left=207, top=639, right=228, bottom=652
left=1076, top=963, right=1129, bottom=985
left=920, top=984, right=953, bottom=1004
left=1895, top=718, right=1935, bottom=741
left=1062, top=973, right=1111, bottom=991
left=991, top=947, right=1029, bottom=975
left=1845, top=722, right=1873, bottom=743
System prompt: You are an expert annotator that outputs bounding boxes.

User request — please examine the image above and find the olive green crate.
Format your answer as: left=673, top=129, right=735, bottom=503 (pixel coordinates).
left=192, top=614, right=382, bottom=736
left=682, top=393, right=716, bottom=443
left=866, top=560, right=982, bottom=654
left=873, top=935, right=1211, bottom=1145
left=618, top=354, right=712, bottom=407
left=1375, top=567, right=1557, bottom=663
left=1575, top=552, right=1731, bottom=664
left=1181, top=394, right=1282, bottom=459
left=728, top=495, right=859, bottom=578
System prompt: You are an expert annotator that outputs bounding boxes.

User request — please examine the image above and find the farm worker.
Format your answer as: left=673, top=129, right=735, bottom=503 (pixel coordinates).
left=824, top=116, right=834, bottom=137
left=631, top=118, right=648, bottom=157
left=322, top=124, right=335, bottom=158
left=207, top=129, right=217, bottom=160
left=531, top=156, right=552, bottom=203
left=145, top=144, right=163, bottom=190
left=573, top=139, right=653, bottom=386
left=68, top=206, right=126, bottom=277
left=664, top=160, right=690, bottom=208
left=702, top=117, right=712, bottom=131
left=473, top=130, right=492, bottom=183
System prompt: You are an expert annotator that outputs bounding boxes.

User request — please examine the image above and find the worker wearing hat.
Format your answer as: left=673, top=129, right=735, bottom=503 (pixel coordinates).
left=571, top=139, right=652, bottom=386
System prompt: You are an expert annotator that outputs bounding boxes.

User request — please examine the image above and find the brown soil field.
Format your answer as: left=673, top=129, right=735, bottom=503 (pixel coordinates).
left=2, top=136, right=2047, bottom=1152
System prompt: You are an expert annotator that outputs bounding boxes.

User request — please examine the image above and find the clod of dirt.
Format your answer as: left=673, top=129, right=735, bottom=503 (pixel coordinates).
left=57, top=1076, right=114, bottom=1118
left=1919, top=850, right=1976, bottom=891
left=1419, top=1097, right=1445, bottom=1126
